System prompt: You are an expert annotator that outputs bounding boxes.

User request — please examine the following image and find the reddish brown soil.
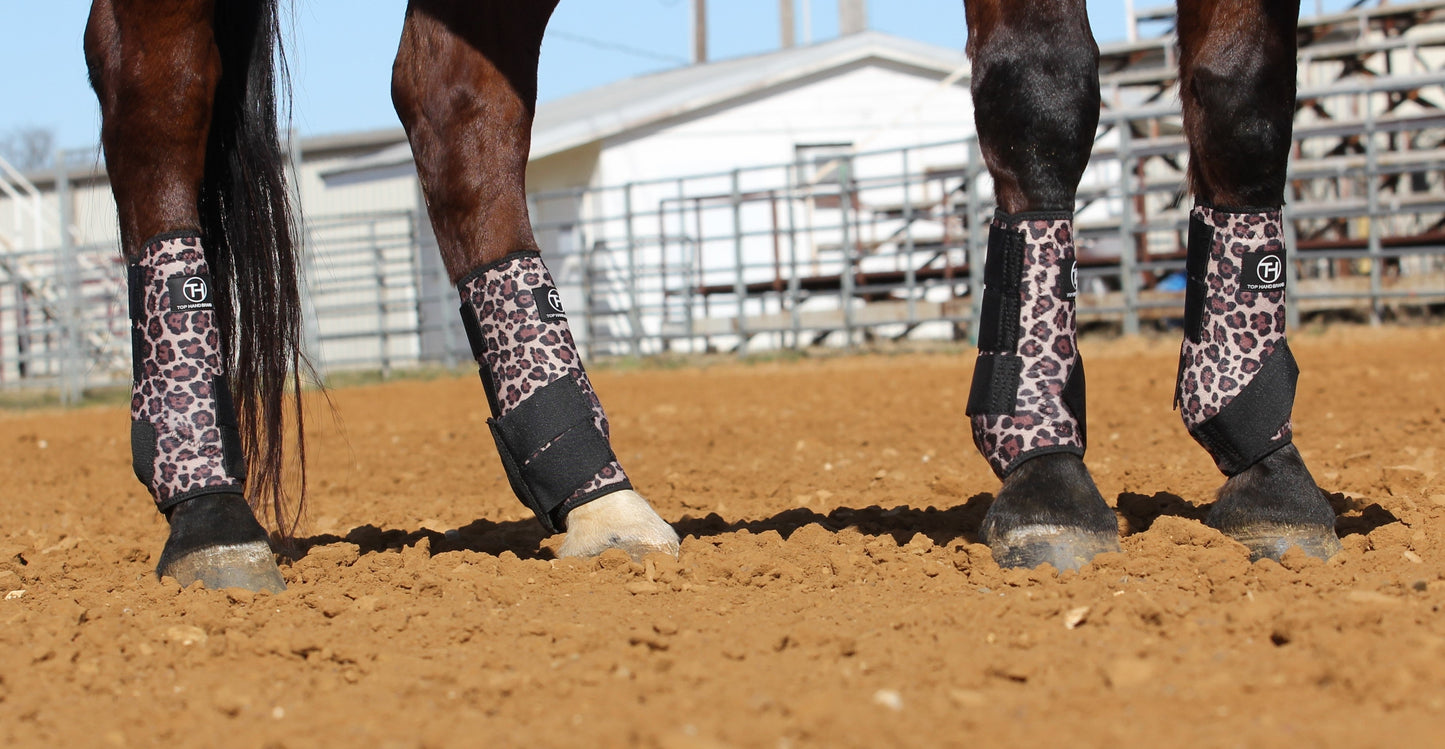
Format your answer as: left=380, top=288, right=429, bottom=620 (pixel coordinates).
left=2, top=324, right=1444, bottom=748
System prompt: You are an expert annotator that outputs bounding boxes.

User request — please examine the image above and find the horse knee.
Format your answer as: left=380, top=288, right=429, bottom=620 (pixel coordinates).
left=1184, top=56, right=1295, bottom=204
left=85, top=1, right=220, bottom=115
left=391, top=9, right=535, bottom=144
left=968, top=19, right=1099, bottom=211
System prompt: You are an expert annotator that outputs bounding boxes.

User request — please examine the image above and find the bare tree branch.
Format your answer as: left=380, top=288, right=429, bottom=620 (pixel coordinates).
left=0, top=127, right=56, bottom=171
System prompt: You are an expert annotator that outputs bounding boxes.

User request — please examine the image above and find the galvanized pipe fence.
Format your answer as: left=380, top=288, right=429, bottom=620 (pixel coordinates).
left=3, top=73, right=1444, bottom=395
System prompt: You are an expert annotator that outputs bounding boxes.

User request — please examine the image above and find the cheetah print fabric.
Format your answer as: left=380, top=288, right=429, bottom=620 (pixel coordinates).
left=129, top=234, right=243, bottom=509
left=971, top=214, right=1085, bottom=478
left=458, top=253, right=629, bottom=511
left=1175, top=205, right=1292, bottom=470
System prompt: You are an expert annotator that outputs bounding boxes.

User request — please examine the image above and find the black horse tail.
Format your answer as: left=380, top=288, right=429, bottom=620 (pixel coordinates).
left=200, top=0, right=309, bottom=538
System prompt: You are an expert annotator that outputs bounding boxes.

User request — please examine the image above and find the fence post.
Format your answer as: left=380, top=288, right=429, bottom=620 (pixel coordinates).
left=731, top=168, right=748, bottom=355
left=1117, top=123, right=1141, bottom=336
left=784, top=161, right=802, bottom=349
left=582, top=234, right=595, bottom=360
left=1283, top=203, right=1302, bottom=331
left=372, top=219, right=390, bottom=378
left=1364, top=91, right=1382, bottom=323
left=902, top=147, right=917, bottom=329
left=680, top=187, right=697, bottom=354
left=624, top=182, right=642, bottom=357
left=56, top=154, right=81, bottom=405
left=837, top=157, right=856, bottom=348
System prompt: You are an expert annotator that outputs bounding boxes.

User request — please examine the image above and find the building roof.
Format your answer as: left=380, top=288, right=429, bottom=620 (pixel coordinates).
left=320, top=30, right=971, bottom=183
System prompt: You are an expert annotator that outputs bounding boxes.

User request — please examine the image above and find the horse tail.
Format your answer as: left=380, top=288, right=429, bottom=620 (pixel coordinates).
left=200, top=0, right=309, bottom=538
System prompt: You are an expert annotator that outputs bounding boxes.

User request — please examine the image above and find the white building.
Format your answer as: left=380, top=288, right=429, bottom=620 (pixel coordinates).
left=314, top=30, right=982, bottom=361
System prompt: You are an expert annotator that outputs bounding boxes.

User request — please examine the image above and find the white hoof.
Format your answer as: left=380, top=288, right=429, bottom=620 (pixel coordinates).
left=558, top=489, right=680, bottom=561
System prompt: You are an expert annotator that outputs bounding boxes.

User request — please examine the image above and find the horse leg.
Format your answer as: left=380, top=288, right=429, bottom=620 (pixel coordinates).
left=392, top=1, right=679, bottom=560
left=962, top=0, right=1119, bottom=570
left=1176, top=0, right=1339, bottom=560
left=86, top=0, right=285, bottom=591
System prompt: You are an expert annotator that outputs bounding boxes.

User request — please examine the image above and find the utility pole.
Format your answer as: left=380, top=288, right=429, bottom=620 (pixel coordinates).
left=780, top=0, right=796, bottom=49
left=838, top=0, right=867, bottom=36
left=693, top=0, right=708, bottom=64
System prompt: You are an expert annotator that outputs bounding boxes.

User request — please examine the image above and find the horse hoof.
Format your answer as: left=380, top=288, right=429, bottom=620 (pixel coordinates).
left=557, top=489, right=681, bottom=561
left=1207, top=443, right=1341, bottom=562
left=988, top=525, right=1122, bottom=571
left=1224, top=525, right=1343, bottom=563
left=157, top=541, right=287, bottom=593
left=982, top=453, right=1120, bottom=571
left=155, top=493, right=286, bottom=593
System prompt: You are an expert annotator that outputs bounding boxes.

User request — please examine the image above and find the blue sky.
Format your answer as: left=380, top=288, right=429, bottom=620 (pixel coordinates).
left=2, top=1, right=1352, bottom=155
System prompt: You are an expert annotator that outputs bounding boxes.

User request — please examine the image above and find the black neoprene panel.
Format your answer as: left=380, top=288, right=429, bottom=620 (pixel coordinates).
left=486, top=376, right=622, bottom=533
left=1190, top=341, right=1299, bottom=476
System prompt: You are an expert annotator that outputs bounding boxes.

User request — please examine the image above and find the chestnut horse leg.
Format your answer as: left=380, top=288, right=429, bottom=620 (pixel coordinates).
left=392, top=0, right=679, bottom=560
left=1177, top=0, right=1340, bottom=560
left=86, top=0, right=285, bottom=591
left=962, top=0, right=1119, bottom=569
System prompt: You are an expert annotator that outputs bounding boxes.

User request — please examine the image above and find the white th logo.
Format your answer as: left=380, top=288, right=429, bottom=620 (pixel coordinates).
left=1070, top=263, right=1079, bottom=293
left=182, top=276, right=208, bottom=304
left=547, top=288, right=564, bottom=313
left=1257, top=254, right=1283, bottom=285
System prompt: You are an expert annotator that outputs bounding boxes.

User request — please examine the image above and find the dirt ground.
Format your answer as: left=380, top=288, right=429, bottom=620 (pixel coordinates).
left=2, top=323, right=1444, bottom=748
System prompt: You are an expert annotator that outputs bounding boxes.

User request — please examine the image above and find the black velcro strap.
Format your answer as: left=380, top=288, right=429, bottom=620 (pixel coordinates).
left=458, top=301, right=505, bottom=413
left=489, top=376, right=618, bottom=533
left=520, top=426, right=616, bottom=517
left=213, top=378, right=247, bottom=481
left=1062, top=353, right=1087, bottom=448
left=495, top=374, right=595, bottom=458
left=977, top=223, right=1025, bottom=352
left=966, top=353, right=1022, bottom=416
left=1190, top=341, right=1299, bottom=476
left=131, top=420, right=157, bottom=488
left=458, top=301, right=486, bottom=362
left=128, top=262, right=145, bottom=383
left=1183, top=212, right=1213, bottom=344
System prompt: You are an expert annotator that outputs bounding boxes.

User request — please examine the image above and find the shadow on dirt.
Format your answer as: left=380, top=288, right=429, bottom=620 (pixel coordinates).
left=1115, top=491, right=1209, bottom=536
left=1327, top=491, right=1400, bottom=538
left=671, top=493, right=995, bottom=548
left=291, top=517, right=552, bottom=561
left=286, top=487, right=1394, bottom=562
left=286, top=494, right=998, bottom=562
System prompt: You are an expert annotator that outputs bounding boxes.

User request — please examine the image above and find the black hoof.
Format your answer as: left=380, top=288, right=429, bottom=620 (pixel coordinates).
left=1207, top=443, right=1342, bottom=562
left=156, top=493, right=286, bottom=593
left=982, top=453, right=1120, bottom=571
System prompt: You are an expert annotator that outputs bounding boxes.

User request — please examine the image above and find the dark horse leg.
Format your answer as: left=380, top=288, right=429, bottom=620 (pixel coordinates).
left=86, top=0, right=302, bottom=591
left=392, top=1, right=678, bottom=559
left=962, top=0, right=1119, bottom=569
left=1176, top=0, right=1339, bottom=560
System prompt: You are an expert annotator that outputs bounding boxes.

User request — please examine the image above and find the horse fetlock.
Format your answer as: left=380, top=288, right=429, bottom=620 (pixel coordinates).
left=982, top=454, right=1119, bottom=571
left=969, top=212, right=1087, bottom=479
left=557, top=490, right=680, bottom=562
left=458, top=252, right=633, bottom=534
left=128, top=234, right=247, bottom=512
left=157, top=493, right=285, bottom=593
left=1207, top=444, right=1341, bottom=562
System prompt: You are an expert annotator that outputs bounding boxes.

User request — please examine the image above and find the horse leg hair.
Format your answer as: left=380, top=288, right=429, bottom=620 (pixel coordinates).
left=85, top=0, right=286, bottom=592
left=1176, top=0, right=1340, bottom=560
left=392, top=0, right=678, bottom=560
left=962, top=0, right=1119, bottom=570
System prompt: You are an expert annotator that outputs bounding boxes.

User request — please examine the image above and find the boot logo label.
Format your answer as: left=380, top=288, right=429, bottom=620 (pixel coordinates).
left=536, top=285, right=566, bottom=321
left=1243, top=250, right=1286, bottom=292
left=167, top=274, right=215, bottom=312
left=1060, top=259, right=1079, bottom=300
